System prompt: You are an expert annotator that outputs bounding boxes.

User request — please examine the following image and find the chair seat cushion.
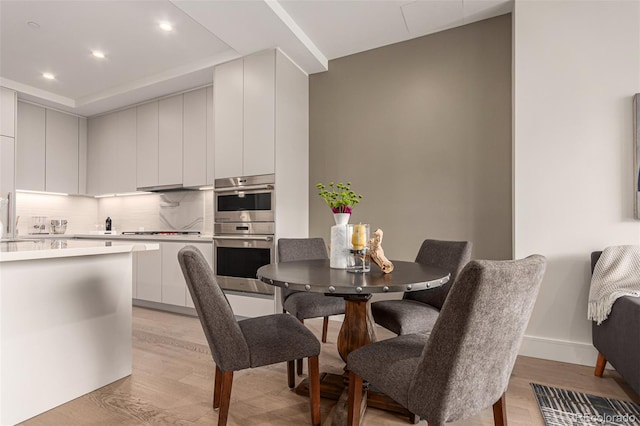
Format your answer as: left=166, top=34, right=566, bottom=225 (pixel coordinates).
left=239, top=314, right=321, bottom=368
left=371, top=299, right=440, bottom=335
left=347, top=334, right=429, bottom=407
left=283, top=292, right=345, bottom=320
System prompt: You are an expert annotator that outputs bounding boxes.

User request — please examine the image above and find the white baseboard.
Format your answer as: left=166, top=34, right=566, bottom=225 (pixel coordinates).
left=519, top=334, right=610, bottom=368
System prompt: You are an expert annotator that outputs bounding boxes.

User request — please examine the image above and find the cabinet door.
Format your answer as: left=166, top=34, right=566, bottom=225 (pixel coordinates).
left=183, top=88, right=207, bottom=187
left=185, top=242, right=213, bottom=308
left=45, top=109, right=78, bottom=194
left=136, top=102, right=159, bottom=189
left=87, top=114, right=109, bottom=195
left=214, top=59, right=243, bottom=179
left=243, top=50, right=275, bottom=176
left=78, top=118, right=87, bottom=195
left=0, top=87, right=15, bottom=138
left=136, top=248, right=162, bottom=302
left=16, top=102, right=45, bottom=191
left=158, top=95, right=183, bottom=186
left=114, top=108, right=137, bottom=193
left=206, top=86, right=215, bottom=184
left=161, top=242, right=187, bottom=306
left=0, top=136, right=15, bottom=237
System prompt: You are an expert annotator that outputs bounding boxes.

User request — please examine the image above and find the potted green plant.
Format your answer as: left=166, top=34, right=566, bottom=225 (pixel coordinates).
left=316, top=182, right=363, bottom=225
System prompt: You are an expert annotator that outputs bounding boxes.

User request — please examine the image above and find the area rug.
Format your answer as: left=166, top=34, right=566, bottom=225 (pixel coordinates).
left=531, top=383, right=640, bottom=426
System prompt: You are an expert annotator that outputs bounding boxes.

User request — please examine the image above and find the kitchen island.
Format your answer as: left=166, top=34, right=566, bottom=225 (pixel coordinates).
left=0, top=239, right=159, bottom=425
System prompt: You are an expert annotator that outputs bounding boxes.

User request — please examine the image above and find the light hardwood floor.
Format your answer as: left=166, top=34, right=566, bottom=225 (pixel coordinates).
left=22, top=307, right=639, bottom=425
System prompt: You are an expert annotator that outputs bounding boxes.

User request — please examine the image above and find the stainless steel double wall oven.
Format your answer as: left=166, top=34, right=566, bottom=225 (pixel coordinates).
left=213, top=174, right=275, bottom=295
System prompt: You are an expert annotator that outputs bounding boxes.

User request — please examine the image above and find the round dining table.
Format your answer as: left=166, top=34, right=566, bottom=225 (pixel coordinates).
left=257, top=259, right=450, bottom=362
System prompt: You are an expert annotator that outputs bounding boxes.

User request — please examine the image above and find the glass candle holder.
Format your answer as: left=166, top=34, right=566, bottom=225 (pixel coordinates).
left=346, top=223, right=370, bottom=273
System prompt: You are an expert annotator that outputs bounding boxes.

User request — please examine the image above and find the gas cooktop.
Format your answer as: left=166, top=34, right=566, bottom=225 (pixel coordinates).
left=121, top=231, right=201, bottom=236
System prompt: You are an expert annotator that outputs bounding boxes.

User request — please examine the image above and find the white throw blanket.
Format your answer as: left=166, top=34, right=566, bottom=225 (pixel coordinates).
left=588, top=245, right=640, bottom=325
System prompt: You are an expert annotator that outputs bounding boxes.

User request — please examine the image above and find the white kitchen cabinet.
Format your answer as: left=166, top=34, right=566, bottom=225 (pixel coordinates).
left=158, top=94, right=183, bottom=186
left=16, top=102, right=45, bottom=191
left=206, top=86, right=215, bottom=184
left=78, top=118, right=87, bottom=195
left=0, top=136, right=15, bottom=236
left=243, top=50, right=275, bottom=177
left=161, top=241, right=212, bottom=307
left=0, top=87, right=16, bottom=138
left=45, top=109, right=79, bottom=194
left=87, top=107, right=136, bottom=195
left=214, top=58, right=243, bottom=179
left=136, top=101, right=159, bottom=189
left=214, top=51, right=277, bottom=179
left=183, top=88, right=207, bottom=187
left=135, top=248, right=162, bottom=303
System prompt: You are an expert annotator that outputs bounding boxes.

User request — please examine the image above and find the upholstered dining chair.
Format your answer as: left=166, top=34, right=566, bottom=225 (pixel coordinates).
left=347, top=255, right=547, bottom=426
left=371, top=239, right=472, bottom=335
left=278, top=238, right=346, bottom=374
left=178, top=246, right=321, bottom=426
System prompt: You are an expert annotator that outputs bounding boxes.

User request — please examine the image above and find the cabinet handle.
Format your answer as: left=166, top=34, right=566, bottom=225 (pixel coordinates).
left=213, top=235, right=273, bottom=242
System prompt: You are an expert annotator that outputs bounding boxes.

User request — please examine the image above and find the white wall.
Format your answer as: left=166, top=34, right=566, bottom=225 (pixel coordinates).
left=514, top=0, right=640, bottom=365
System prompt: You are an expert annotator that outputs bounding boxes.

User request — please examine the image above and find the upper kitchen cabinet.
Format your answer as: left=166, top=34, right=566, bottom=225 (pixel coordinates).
left=137, top=93, right=196, bottom=190
left=215, top=50, right=301, bottom=179
left=1, top=87, right=16, bottom=138
left=16, top=102, right=85, bottom=195
left=214, top=59, right=243, bottom=178
left=87, top=107, right=136, bottom=195
left=183, top=88, right=209, bottom=188
left=136, top=101, right=159, bottom=189
left=45, top=109, right=79, bottom=194
left=16, top=102, right=45, bottom=191
left=158, top=94, right=183, bottom=187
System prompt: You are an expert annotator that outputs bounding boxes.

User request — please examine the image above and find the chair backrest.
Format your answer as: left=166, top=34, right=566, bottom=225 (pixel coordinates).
left=178, top=245, right=251, bottom=372
left=591, top=251, right=602, bottom=275
left=403, top=239, right=473, bottom=310
left=278, top=238, right=328, bottom=300
left=408, top=255, right=546, bottom=424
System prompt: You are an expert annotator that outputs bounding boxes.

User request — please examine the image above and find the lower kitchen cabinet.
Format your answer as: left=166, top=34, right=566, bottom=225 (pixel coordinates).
left=134, top=241, right=212, bottom=308
left=135, top=247, right=162, bottom=302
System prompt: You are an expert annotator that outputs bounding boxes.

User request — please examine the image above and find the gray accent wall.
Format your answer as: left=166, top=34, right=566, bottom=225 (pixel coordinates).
left=309, top=14, right=512, bottom=262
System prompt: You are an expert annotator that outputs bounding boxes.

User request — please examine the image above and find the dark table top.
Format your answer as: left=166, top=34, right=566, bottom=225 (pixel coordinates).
left=257, top=259, right=450, bottom=295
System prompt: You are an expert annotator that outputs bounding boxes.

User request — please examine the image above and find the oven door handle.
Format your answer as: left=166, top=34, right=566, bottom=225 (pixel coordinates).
left=213, top=184, right=274, bottom=193
left=213, top=235, right=274, bottom=242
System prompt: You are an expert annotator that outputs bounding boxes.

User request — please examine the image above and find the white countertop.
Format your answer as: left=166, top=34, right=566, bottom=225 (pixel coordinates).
left=0, top=239, right=159, bottom=262
left=17, top=233, right=213, bottom=243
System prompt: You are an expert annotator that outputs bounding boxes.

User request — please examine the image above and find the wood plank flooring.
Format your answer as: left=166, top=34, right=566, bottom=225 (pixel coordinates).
left=21, top=307, right=639, bottom=425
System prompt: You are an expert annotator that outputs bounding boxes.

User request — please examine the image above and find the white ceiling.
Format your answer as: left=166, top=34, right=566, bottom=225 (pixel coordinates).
left=0, top=0, right=512, bottom=117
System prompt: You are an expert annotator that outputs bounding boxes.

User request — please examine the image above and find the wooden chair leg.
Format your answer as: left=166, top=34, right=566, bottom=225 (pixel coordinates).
left=218, top=371, right=234, bottom=426
left=287, top=360, right=295, bottom=389
left=213, top=366, right=222, bottom=409
left=297, top=319, right=305, bottom=375
left=348, top=371, right=364, bottom=426
left=308, top=356, right=321, bottom=426
left=595, top=352, right=606, bottom=377
left=492, top=393, right=507, bottom=426
left=322, top=316, right=329, bottom=343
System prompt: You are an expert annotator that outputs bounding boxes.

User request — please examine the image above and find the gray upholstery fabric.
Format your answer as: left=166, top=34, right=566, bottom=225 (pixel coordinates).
left=178, top=246, right=321, bottom=374
left=278, top=238, right=345, bottom=317
left=239, top=314, right=321, bottom=368
left=368, top=300, right=440, bottom=335
left=591, top=251, right=640, bottom=395
left=348, top=255, right=546, bottom=426
left=178, top=245, right=251, bottom=372
left=284, top=291, right=347, bottom=320
left=372, top=239, right=472, bottom=335
left=347, top=334, right=429, bottom=406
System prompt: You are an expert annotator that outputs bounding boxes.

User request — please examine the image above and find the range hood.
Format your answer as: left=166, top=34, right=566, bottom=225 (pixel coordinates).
left=136, top=184, right=197, bottom=193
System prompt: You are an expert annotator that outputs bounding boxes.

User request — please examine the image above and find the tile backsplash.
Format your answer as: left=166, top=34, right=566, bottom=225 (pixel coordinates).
left=16, top=189, right=214, bottom=236
left=16, top=192, right=98, bottom=236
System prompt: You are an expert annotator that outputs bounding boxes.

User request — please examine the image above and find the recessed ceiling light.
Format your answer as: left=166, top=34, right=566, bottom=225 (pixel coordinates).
left=159, top=22, right=173, bottom=32
left=91, top=50, right=105, bottom=59
left=27, top=21, right=40, bottom=29
left=42, top=72, right=55, bottom=80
